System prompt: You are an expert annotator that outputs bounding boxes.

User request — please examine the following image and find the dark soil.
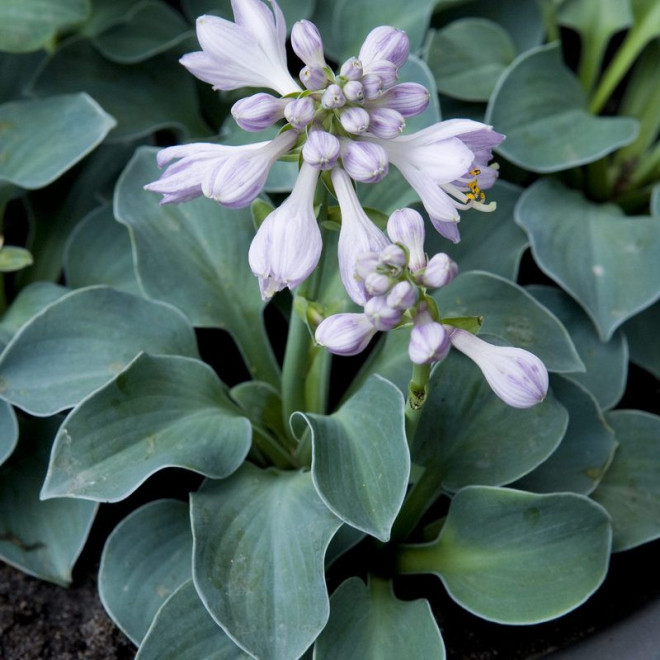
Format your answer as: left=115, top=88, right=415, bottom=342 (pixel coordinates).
left=0, top=561, right=134, bottom=660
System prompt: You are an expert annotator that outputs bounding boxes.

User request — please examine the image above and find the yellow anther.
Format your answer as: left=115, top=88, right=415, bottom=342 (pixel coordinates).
left=470, top=168, right=481, bottom=176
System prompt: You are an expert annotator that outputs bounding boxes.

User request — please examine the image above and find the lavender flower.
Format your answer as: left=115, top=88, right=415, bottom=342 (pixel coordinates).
left=315, top=313, right=378, bottom=356
left=409, top=307, right=451, bottom=365
left=146, top=0, right=504, bottom=300
left=248, top=162, right=322, bottom=300
left=447, top=327, right=549, bottom=408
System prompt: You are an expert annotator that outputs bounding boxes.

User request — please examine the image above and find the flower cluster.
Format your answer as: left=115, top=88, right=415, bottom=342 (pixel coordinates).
left=315, top=206, right=548, bottom=409
left=144, top=0, right=504, bottom=301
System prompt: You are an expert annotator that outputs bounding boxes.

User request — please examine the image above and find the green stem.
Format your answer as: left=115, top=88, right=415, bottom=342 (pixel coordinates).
left=281, top=308, right=313, bottom=424
left=629, top=141, right=660, bottom=189
left=589, top=8, right=660, bottom=114
left=251, top=425, right=298, bottom=469
left=405, top=362, right=430, bottom=445
left=584, top=156, right=611, bottom=201
left=391, top=462, right=445, bottom=542
left=237, top=316, right=281, bottom=390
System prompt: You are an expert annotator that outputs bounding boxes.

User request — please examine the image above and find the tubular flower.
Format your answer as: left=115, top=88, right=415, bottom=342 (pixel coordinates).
left=146, top=0, right=505, bottom=299
left=248, top=162, right=322, bottom=300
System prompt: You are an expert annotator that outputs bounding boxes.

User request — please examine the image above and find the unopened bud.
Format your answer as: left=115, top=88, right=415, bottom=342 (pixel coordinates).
left=300, top=64, right=329, bottom=91
left=387, top=208, right=427, bottom=272
left=364, top=295, right=402, bottom=331
left=340, top=57, right=363, bottom=81
left=321, top=84, right=346, bottom=109
left=302, top=130, right=340, bottom=170
left=315, top=313, right=377, bottom=356
left=231, top=93, right=287, bottom=132
left=386, top=281, right=417, bottom=310
left=419, top=253, right=458, bottom=288
left=291, top=20, right=325, bottom=66
left=368, top=108, right=405, bottom=139
left=341, top=140, right=389, bottom=183
left=284, top=97, right=316, bottom=130
left=343, top=80, right=364, bottom=103
left=339, top=106, right=370, bottom=135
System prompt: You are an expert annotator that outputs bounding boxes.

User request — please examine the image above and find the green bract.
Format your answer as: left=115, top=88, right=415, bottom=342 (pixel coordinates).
left=0, top=0, right=658, bottom=658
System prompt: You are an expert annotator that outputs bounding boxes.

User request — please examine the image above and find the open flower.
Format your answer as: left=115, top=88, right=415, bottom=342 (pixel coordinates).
left=181, top=4, right=300, bottom=95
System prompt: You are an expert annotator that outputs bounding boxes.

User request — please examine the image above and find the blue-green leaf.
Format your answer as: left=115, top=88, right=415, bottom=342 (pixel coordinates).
left=191, top=464, right=341, bottom=660
left=92, top=1, right=191, bottom=64
left=433, top=271, right=585, bottom=372
left=516, top=178, right=660, bottom=340
left=99, top=499, right=193, bottom=645
left=31, top=40, right=208, bottom=141
left=515, top=376, right=617, bottom=494
left=115, top=147, right=280, bottom=387
left=0, top=93, right=115, bottom=189
left=591, top=410, right=660, bottom=552
left=42, top=354, right=251, bottom=502
left=294, top=375, right=409, bottom=541
left=0, top=0, right=89, bottom=53
left=314, top=577, right=445, bottom=659
left=0, top=286, right=199, bottom=416
left=312, top=0, right=436, bottom=63
left=136, top=580, right=251, bottom=660
left=64, top=205, right=141, bottom=294
left=399, top=487, right=612, bottom=623
left=0, top=416, right=97, bottom=586
left=622, top=301, right=660, bottom=379
left=0, top=282, right=68, bottom=350
left=413, top=351, right=568, bottom=490
left=425, top=19, right=516, bottom=102
left=528, top=285, right=628, bottom=409
left=486, top=44, right=638, bottom=172
left=0, top=399, right=18, bottom=466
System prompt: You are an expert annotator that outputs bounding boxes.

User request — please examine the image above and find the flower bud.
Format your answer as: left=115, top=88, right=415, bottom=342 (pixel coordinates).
left=387, top=208, right=427, bottom=272
left=364, top=295, right=402, bottom=331
left=302, top=130, right=340, bottom=170
left=409, top=309, right=450, bottom=364
left=231, top=93, right=287, bottom=132
left=283, top=97, right=315, bottom=131
left=386, top=281, right=417, bottom=310
left=419, top=253, right=458, bottom=288
left=364, top=272, right=393, bottom=296
left=300, top=64, right=329, bottom=91
left=379, top=82, right=430, bottom=118
left=446, top=327, right=549, bottom=409
left=339, top=107, right=370, bottom=135
left=361, top=74, right=383, bottom=100
left=291, top=20, right=325, bottom=66
left=359, top=26, right=409, bottom=69
left=340, top=57, right=363, bottom=81
left=343, top=80, right=364, bottom=103
left=341, top=140, right=389, bottom=183
left=354, top=250, right=380, bottom=280
left=378, top=243, right=407, bottom=269
left=368, top=108, right=405, bottom=139
left=315, top=313, right=377, bottom=356
left=363, top=59, right=398, bottom=89
left=321, top=83, right=346, bottom=109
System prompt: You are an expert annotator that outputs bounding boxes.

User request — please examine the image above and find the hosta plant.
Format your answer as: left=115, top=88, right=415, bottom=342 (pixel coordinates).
left=1, top=0, right=659, bottom=658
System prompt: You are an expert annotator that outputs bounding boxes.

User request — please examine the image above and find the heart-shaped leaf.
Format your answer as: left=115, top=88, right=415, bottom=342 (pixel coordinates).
left=528, top=285, right=628, bottom=409
left=413, top=351, right=568, bottom=490
left=516, top=178, right=660, bottom=340
left=0, top=416, right=97, bottom=586
left=515, top=376, right=617, bottom=495
left=399, top=486, right=612, bottom=623
left=64, top=205, right=141, bottom=295
left=191, top=464, right=341, bottom=660
left=115, top=148, right=280, bottom=387
left=31, top=40, right=208, bottom=141
left=434, top=271, right=584, bottom=372
left=42, top=354, right=251, bottom=502
left=314, top=577, right=445, bottom=659
left=425, top=18, right=516, bottom=102
left=99, top=499, right=193, bottom=645
left=294, top=375, right=409, bottom=541
left=486, top=43, right=638, bottom=172
left=0, top=93, right=115, bottom=189
left=0, top=286, right=199, bottom=416
left=136, top=580, right=251, bottom=660
left=591, top=410, right=660, bottom=552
